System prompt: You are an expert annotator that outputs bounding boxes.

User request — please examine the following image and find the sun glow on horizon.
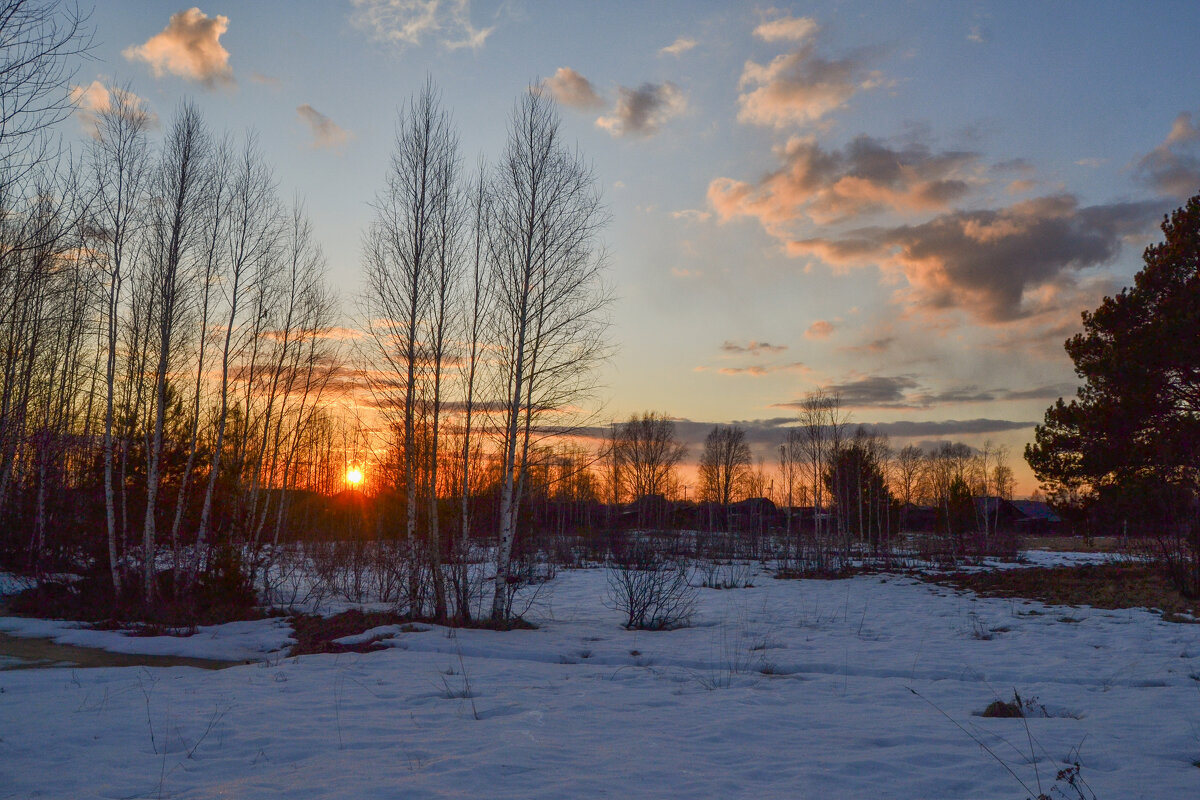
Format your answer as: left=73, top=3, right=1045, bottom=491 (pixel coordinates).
left=346, top=466, right=364, bottom=486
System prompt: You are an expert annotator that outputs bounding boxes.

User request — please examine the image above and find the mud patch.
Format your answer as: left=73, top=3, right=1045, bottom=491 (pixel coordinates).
left=0, top=632, right=245, bottom=670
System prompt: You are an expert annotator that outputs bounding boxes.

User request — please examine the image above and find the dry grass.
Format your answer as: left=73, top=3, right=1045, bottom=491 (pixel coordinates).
left=287, top=610, right=536, bottom=656
left=1019, top=535, right=1122, bottom=553
left=288, top=610, right=414, bottom=656
left=929, top=562, right=1199, bottom=620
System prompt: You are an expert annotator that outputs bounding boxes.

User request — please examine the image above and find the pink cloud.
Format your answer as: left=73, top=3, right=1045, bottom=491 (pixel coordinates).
left=545, top=67, right=604, bottom=109
left=709, top=136, right=977, bottom=230
left=124, top=8, right=234, bottom=88
left=805, top=320, right=834, bottom=339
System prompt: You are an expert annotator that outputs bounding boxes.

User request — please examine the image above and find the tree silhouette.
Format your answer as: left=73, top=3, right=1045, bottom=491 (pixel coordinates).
left=699, top=425, right=750, bottom=506
left=1026, top=193, right=1200, bottom=592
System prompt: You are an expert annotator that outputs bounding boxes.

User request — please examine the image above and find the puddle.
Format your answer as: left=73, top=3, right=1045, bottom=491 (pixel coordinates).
left=0, top=632, right=246, bottom=671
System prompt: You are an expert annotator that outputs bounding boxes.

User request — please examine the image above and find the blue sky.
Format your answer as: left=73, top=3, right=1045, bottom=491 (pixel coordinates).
left=70, top=1, right=1200, bottom=493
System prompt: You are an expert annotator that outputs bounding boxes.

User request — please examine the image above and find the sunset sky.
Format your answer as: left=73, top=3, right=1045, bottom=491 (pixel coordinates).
left=71, top=1, right=1200, bottom=495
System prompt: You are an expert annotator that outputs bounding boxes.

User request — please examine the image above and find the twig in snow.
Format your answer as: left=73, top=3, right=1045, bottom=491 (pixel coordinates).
left=187, top=702, right=232, bottom=759
left=906, top=686, right=1037, bottom=798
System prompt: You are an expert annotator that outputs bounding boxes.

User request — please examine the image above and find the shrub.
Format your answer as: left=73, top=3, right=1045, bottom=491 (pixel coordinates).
left=605, top=540, right=696, bottom=630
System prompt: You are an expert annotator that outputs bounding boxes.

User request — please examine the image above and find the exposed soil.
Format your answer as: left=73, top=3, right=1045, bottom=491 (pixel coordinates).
left=928, top=562, right=1199, bottom=620
left=287, top=609, right=416, bottom=656
left=286, top=609, right=536, bottom=656
left=1019, top=535, right=1122, bottom=553
left=4, top=579, right=268, bottom=630
left=0, top=632, right=245, bottom=671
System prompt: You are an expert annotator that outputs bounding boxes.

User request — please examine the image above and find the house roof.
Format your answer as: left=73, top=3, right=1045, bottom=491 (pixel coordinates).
left=973, top=496, right=1006, bottom=515
left=730, top=497, right=777, bottom=511
left=1009, top=500, right=1062, bottom=523
left=971, top=497, right=1062, bottom=524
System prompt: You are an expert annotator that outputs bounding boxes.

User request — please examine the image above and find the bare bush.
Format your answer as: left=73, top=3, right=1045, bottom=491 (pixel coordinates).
left=698, top=559, right=754, bottom=590
left=605, top=541, right=696, bottom=630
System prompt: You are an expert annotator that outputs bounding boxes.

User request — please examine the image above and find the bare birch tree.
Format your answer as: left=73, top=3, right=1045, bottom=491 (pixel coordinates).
left=0, top=0, right=91, bottom=185
left=488, top=88, right=609, bottom=622
left=453, top=158, right=492, bottom=619
left=142, top=103, right=208, bottom=602
left=798, top=390, right=847, bottom=564
left=195, top=133, right=281, bottom=578
left=88, top=84, right=152, bottom=594
left=362, top=81, right=456, bottom=552
left=778, top=427, right=803, bottom=538
left=424, top=141, right=465, bottom=620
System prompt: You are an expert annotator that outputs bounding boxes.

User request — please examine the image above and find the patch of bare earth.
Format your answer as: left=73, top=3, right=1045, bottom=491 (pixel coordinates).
left=287, top=610, right=416, bottom=656
left=1020, top=535, right=1122, bottom=553
left=0, top=632, right=244, bottom=670
left=928, top=562, right=1199, bottom=621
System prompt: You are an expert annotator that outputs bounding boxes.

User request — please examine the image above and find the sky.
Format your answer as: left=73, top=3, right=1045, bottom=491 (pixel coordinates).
left=65, top=1, right=1200, bottom=496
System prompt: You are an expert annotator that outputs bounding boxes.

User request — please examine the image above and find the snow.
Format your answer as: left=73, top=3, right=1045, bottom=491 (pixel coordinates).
left=1, top=557, right=1198, bottom=798
left=1020, top=549, right=1129, bottom=568
left=0, top=571, right=34, bottom=596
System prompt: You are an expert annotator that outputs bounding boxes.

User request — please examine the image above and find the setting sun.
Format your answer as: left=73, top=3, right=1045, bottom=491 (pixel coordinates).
left=346, top=467, right=364, bottom=486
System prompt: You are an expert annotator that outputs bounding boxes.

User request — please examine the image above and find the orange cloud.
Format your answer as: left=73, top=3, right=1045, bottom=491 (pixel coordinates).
left=715, top=362, right=808, bottom=377
left=545, top=67, right=603, bottom=109
left=805, top=320, right=834, bottom=339
left=736, top=17, right=881, bottom=129
left=69, top=81, right=157, bottom=137
left=738, top=49, right=858, bottom=128
left=710, top=136, right=977, bottom=231
left=123, top=8, right=234, bottom=88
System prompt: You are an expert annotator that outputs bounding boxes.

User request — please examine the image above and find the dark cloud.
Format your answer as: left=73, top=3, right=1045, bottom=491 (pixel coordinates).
left=866, top=419, right=1036, bottom=437
left=823, top=375, right=919, bottom=407
left=772, top=375, right=1076, bottom=411
left=576, top=416, right=1033, bottom=461
left=998, top=384, right=1075, bottom=401
left=790, top=194, right=1165, bottom=322
left=596, top=82, right=686, bottom=137
left=773, top=375, right=992, bottom=409
left=711, top=135, right=978, bottom=228
left=1135, top=111, right=1200, bottom=199
left=992, top=158, right=1035, bottom=174
left=297, top=104, right=351, bottom=149
left=721, top=340, right=787, bottom=355
left=837, top=335, right=896, bottom=355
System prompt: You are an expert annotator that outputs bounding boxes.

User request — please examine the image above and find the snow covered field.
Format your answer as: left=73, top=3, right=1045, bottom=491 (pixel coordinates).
left=2, top=560, right=1199, bottom=798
